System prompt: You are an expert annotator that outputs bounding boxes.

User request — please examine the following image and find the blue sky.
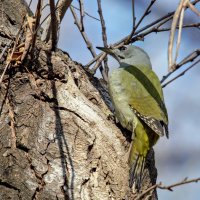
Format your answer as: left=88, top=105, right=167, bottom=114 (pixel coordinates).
left=31, top=1, right=200, bottom=199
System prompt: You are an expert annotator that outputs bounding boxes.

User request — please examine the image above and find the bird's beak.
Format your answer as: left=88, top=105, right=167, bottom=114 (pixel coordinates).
left=96, top=46, right=113, bottom=54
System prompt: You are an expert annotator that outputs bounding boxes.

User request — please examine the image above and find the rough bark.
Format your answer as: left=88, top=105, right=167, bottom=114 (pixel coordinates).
left=0, top=1, right=158, bottom=199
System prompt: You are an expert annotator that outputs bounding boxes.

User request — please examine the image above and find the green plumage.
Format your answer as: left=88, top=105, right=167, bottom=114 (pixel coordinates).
left=97, top=45, right=168, bottom=190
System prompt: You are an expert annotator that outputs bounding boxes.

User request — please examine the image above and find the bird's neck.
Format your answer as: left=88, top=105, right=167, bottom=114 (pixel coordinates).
left=120, top=62, right=151, bottom=70
left=119, top=57, right=152, bottom=69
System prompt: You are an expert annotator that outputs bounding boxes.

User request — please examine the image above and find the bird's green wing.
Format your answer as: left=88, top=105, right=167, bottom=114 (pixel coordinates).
left=119, top=65, right=168, bottom=136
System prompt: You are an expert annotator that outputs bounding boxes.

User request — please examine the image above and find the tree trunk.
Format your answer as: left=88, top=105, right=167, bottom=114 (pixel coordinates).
left=0, top=1, right=158, bottom=199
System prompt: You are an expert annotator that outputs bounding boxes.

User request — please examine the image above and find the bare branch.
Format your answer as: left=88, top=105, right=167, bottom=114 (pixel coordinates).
left=86, top=0, right=200, bottom=68
left=41, top=0, right=72, bottom=43
left=91, top=53, right=108, bottom=82
left=85, top=15, right=172, bottom=68
left=187, top=0, right=200, bottom=16
left=135, top=0, right=157, bottom=29
left=56, top=0, right=73, bottom=23
left=131, top=22, right=200, bottom=38
left=86, top=12, right=174, bottom=68
left=162, top=58, right=200, bottom=88
left=136, top=177, right=200, bottom=200
left=97, top=0, right=108, bottom=48
left=28, top=0, right=33, bottom=7
left=78, top=0, right=85, bottom=31
left=90, top=53, right=107, bottom=75
left=132, top=0, right=136, bottom=29
left=129, top=16, right=173, bottom=42
left=97, top=0, right=109, bottom=78
left=168, top=0, right=200, bottom=71
left=42, top=3, right=49, bottom=11
left=70, top=6, right=96, bottom=57
left=161, top=49, right=200, bottom=83
left=156, top=22, right=200, bottom=32
left=135, top=184, right=157, bottom=200
left=158, top=177, right=200, bottom=190
left=71, top=5, right=100, bottom=21
left=126, top=0, right=157, bottom=43
left=70, top=5, right=108, bottom=81
left=85, top=53, right=104, bottom=68
left=122, top=0, right=192, bottom=43
left=168, top=0, right=185, bottom=69
left=174, top=3, right=185, bottom=63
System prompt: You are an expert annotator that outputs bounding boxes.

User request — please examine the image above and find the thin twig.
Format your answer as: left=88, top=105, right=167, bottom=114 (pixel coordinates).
left=135, top=0, right=157, bottom=30
left=174, top=3, right=185, bottom=64
left=132, top=0, right=136, bottom=29
left=38, top=11, right=51, bottom=29
left=132, top=22, right=200, bottom=37
left=168, top=0, right=185, bottom=68
left=97, top=0, right=108, bottom=48
left=70, top=6, right=96, bottom=57
left=158, top=177, right=200, bottom=191
left=161, top=49, right=200, bottom=83
left=162, top=58, right=200, bottom=87
left=39, top=2, right=72, bottom=31
left=78, top=0, right=85, bottom=31
left=42, top=3, right=49, bottom=11
left=129, top=16, right=173, bottom=42
left=37, top=3, right=69, bottom=37
left=70, top=5, right=108, bottom=80
left=136, top=177, right=200, bottom=200
left=71, top=5, right=100, bottom=21
left=168, top=0, right=198, bottom=71
left=135, top=184, right=158, bottom=200
left=97, top=0, right=109, bottom=78
left=90, top=53, right=107, bottom=75
left=126, top=0, right=157, bottom=43
left=56, top=0, right=73, bottom=23
left=155, top=22, right=200, bottom=32
left=187, top=0, right=200, bottom=16
left=41, top=0, right=72, bottom=42
left=85, top=52, right=104, bottom=68
left=28, top=0, right=33, bottom=7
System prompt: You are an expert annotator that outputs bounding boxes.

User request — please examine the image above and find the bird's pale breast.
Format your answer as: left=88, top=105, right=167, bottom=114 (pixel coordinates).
left=108, top=68, right=138, bottom=132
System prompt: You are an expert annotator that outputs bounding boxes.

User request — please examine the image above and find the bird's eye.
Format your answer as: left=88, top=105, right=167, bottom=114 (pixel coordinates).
left=119, top=46, right=127, bottom=51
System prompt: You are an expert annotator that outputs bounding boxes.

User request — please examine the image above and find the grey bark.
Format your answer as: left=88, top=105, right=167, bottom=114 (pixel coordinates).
left=0, top=1, right=158, bottom=199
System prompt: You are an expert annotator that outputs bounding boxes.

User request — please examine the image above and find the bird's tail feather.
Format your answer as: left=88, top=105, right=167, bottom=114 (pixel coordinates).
left=129, top=153, right=146, bottom=190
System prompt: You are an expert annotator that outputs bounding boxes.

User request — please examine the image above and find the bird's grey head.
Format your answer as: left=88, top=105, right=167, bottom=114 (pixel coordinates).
left=97, top=45, right=152, bottom=69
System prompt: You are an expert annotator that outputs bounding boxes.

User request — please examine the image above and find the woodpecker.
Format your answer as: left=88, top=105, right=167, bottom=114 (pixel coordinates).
left=97, top=45, right=168, bottom=189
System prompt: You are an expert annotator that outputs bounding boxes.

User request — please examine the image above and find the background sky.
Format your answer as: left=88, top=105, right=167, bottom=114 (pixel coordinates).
left=31, top=1, right=200, bottom=199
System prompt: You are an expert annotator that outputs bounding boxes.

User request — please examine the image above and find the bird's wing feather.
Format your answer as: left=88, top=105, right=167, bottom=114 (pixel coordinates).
left=120, top=65, right=168, bottom=136
left=131, top=107, right=167, bottom=137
